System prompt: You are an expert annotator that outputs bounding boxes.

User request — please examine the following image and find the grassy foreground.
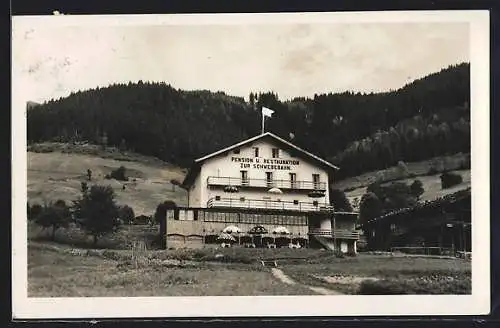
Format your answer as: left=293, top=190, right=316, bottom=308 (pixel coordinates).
left=282, top=255, right=471, bottom=295
left=28, top=242, right=314, bottom=297
left=28, top=241, right=471, bottom=297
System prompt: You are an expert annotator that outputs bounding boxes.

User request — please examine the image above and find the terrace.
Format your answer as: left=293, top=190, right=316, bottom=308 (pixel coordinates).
left=207, top=176, right=327, bottom=191
left=207, top=197, right=334, bottom=212
left=308, top=228, right=360, bottom=240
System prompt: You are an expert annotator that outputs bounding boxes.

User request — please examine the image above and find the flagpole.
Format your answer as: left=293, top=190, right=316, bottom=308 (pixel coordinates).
left=261, top=112, right=265, bottom=134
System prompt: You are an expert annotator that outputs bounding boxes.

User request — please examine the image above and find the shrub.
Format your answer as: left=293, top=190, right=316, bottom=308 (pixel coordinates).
left=29, top=203, right=43, bottom=221
left=118, top=205, right=135, bottom=225
left=410, top=180, right=425, bottom=200
left=440, top=172, right=463, bottom=189
left=107, top=166, right=128, bottom=181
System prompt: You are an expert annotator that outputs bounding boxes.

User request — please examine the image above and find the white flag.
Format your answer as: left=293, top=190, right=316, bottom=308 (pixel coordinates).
left=262, top=106, right=274, bottom=118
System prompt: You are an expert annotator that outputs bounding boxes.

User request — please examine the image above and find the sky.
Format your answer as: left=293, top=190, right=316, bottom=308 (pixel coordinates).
left=12, top=15, right=469, bottom=104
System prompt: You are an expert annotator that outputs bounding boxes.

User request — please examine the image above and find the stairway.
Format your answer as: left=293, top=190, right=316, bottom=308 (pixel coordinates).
left=310, top=235, right=336, bottom=251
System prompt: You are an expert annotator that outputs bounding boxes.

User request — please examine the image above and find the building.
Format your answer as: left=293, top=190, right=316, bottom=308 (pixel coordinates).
left=360, top=188, right=471, bottom=255
left=162, top=132, right=359, bottom=252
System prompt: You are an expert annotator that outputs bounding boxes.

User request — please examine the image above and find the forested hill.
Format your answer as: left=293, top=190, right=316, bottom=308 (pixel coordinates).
left=27, top=62, right=470, bottom=180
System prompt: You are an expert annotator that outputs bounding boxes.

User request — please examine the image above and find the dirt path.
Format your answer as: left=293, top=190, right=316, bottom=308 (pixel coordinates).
left=270, top=268, right=343, bottom=295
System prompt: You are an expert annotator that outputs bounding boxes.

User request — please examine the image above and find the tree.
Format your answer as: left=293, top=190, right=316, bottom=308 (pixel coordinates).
left=34, top=200, right=71, bottom=240
left=330, top=188, right=353, bottom=212
left=118, top=205, right=135, bottom=225
left=154, top=200, right=177, bottom=248
left=72, top=185, right=120, bottom=246
left=410, top=180, right=425, bottom=200
left=359, top=192, right=382, bottom=226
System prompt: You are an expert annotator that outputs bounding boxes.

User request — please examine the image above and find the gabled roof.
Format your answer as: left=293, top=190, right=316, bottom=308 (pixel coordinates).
left=361, top=187, right=471, bottom=228
left=182, top=132, right=339, bottom=188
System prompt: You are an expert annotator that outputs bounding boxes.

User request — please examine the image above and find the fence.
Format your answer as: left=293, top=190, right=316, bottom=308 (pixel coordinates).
left=390, top=246, right=456, bottom=256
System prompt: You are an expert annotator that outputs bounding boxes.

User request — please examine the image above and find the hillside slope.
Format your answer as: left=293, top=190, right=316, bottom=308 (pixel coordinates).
left=27, top=63, right=470, bottom=178
left=334, top=153, right=471, bottom=211
left=27, top=146, right=188, bottom=216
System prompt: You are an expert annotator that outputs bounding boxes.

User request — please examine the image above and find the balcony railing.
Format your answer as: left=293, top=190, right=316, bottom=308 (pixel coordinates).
left=207, top=176, right=327, bottom=191
left=207, top=197, right=333, bottom=212
left=308, top=228, right=360, bottom=240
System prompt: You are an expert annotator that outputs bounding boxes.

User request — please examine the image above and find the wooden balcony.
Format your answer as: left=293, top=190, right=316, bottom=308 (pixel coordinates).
left=207, top=197, right=334, bottom=212
left=308, top=228, right=360, bottom=240
left=207, top=176, right=327, bottom=191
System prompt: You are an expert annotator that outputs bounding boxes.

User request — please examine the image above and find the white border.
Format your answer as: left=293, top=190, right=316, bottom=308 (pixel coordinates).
left=12, top=11, right=490, bottom=318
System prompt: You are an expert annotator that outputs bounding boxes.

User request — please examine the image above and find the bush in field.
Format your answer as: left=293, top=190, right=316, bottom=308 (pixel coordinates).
left=118, top=205, right=135, bottom=225
left=440, top=172, right=463, bottom=189
left=72, top=185, right=121, bottom=246
left=106, top=166, right=128, bottom=181
left=29, top=203, right=43, bottom=221
left=410, top=179, right=425, bottom=200
left=33, top=200, right=72, bottom=240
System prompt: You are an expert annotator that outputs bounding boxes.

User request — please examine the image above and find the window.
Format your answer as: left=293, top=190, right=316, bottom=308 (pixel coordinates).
left=289, top=173, right=297, bottom=188
left=253, top=147, right=259, bottom=157
left=240, top=197, right=246, bottom=202
left=293, top=200, right=299, bottom=205
left=272, top=148, right=280, bottom=158
left=240, top=170, right=249, bottom=185
left=390, top=223, right=397, bottom=232
left=233, top=149, right=240, bottom=154
left=265, top=172, right=273, bottom=187
left=215, top=196, right=221, bottom=201
left=312, top=174, right=320, bottom=189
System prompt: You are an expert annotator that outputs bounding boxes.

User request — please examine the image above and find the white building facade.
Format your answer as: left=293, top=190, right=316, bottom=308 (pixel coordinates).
left=164, top=133, right=359, bottom=252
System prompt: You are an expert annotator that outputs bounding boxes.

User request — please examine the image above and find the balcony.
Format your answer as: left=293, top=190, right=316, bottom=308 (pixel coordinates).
left=207, top=176, right=327, bottom=191
left=207, top=197, right=334, bottom=212
left=308, top=228, right=360, bottom=240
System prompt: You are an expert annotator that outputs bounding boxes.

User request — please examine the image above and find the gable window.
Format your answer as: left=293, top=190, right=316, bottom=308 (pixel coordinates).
left=253, top=147, right=259, bottom=157
left=265, top=172, right=273, bottom=187
left=272, top=148, right=280, bottom=158
left=240, top=170, right=249, bottom=185
left=312, top=174, right=320, bottom=189
left=233, top=149, right=240, bottom=154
